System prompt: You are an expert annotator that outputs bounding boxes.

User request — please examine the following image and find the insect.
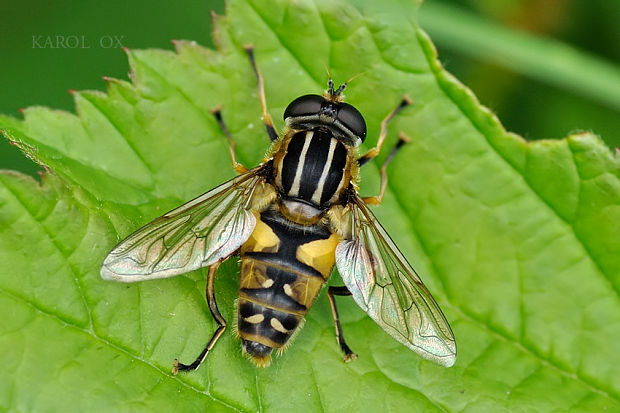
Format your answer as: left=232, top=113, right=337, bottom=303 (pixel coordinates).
left=100, top=46, right=456, bottom=372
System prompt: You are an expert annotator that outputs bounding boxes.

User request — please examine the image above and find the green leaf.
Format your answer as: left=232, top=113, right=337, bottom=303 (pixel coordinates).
left=1, top=0, right=619, bottom=411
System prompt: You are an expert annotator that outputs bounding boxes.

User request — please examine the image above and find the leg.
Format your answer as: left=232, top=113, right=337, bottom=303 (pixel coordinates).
left=362, top=132, right=410, bottom=205
left=357, top=96, right=412, bottom=166
left=327, top=286, right=357, bottom=362
left=211, top=107, right=248, bottom=174
left=173, top=262, right=227, bottom=374
left=244, top=45, right=279, bottom=142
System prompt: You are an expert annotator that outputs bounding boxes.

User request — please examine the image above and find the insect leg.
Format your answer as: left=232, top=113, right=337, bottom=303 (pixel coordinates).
left=172, top=262, right=227, bottom=374
left=327, top=286, right=358, bottom=362
left=362, top=133, right=410, bottom=206
left=211, top=107, right=249, bottom=174
left=244, top=45, right=279, bottom=142
left=357, top=96, right=412, bottom=167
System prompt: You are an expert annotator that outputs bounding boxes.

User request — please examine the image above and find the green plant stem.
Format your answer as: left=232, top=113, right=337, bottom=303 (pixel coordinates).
left=419, top=2, right=620, bottom=111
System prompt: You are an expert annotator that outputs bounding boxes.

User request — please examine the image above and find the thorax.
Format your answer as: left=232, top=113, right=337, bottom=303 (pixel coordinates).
left=271, top=129, right=355, bottom=224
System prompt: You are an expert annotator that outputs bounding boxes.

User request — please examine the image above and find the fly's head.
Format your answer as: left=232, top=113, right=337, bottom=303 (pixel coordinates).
left=283, top=79, right=367, bottom=147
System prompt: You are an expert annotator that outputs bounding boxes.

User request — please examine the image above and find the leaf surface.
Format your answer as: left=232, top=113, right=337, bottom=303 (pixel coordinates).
left=1, top=0, right=619, bottom=411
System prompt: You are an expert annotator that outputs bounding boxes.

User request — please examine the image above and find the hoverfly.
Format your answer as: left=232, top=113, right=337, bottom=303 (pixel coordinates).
left=100, top=46, right=456, bottom=372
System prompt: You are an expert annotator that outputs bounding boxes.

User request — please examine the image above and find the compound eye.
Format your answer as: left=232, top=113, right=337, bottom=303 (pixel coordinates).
left=337, top=103, right=367, bottom=142
left=283, top=94, right=325, bottom=120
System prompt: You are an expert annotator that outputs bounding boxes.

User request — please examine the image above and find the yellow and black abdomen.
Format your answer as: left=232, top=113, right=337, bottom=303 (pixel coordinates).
left=238, top=208, right=339, bottom=366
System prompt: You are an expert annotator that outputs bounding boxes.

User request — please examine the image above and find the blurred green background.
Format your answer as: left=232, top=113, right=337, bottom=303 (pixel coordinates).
left=1, top=0, right=619, bottom=178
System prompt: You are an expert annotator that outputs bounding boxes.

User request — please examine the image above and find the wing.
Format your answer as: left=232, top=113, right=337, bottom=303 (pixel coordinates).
left=335, top=196, right=457, bottom=367
left=101, top=166, right=268, bottom=282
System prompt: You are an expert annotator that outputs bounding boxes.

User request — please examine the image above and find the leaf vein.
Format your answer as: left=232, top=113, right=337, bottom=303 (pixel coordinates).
left=80, top=93, right=157, bottom=174
left=0, top=175, right=93, bottom=329
left=0, top=286, right=242, bottom=412
left=245, top=0, right=323, bottom=85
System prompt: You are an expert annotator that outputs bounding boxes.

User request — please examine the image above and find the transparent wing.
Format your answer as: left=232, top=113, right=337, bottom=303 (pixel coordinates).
left=335, top=196, right=457, bottom=367
left=101, top=167, right=267, bottom=282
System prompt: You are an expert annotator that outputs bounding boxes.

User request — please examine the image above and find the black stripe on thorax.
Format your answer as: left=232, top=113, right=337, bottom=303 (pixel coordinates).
left=278, top=129, right=348, bottom=206
left=319, top=139, right=347, bottom=205
left=298, top=130, right=331, bottom=200
left=280, top=131, right=307, bottom=194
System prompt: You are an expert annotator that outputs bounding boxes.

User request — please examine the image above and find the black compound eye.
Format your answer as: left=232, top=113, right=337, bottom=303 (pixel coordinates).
left=283, top=94, right=325, bottom=120
left=337, top=103, right=367, bottom=142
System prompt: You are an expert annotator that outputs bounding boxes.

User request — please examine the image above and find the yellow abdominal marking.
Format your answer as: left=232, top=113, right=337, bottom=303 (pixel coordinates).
left=295, top=233, right=341, bottom=278
left=262, top=279, right=274, bottom=288
left=242, top=216, right=280, bottom=254
left=244, top=314, right=265, bottom=324
left=270, top=318, right=289, bottom=333
left=283, top=283, right=293, bottom=296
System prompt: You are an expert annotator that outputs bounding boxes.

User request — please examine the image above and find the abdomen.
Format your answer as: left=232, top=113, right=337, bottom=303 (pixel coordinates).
left=237, top=208, right=339, bottom=366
